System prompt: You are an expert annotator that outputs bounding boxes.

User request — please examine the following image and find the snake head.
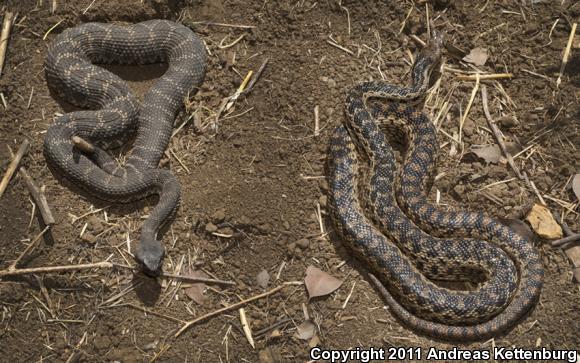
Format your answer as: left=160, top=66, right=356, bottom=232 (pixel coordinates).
left=135, top=236, right=165, bottom=276
left=420, top=30, right=445, bottom=65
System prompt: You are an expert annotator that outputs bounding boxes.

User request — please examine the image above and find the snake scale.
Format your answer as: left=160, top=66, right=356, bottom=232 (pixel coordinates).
left=44, top=20, right=206, bottom=273
left=328, top=33, right=544, bottom=340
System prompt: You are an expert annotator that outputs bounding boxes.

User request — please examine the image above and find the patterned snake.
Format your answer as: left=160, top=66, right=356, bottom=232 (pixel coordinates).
left=328, top=33, right=544, bottom=340
left=43, top=20, right=206, bottom=273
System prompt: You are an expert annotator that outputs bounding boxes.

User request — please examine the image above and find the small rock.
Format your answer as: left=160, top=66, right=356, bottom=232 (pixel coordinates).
left=212, top=208, right=226, bottom=222
left=81, top=232, right=96, bottom=244
left=453, top=184, right=465, bottom=196
left=88, top=215, right=104, bottom=233
left=205, top=223, right=218, bottom=233
left=498, top=115, right=519, bottom=128
left=287, top=242, right=297, bottom=255
left=217, top=227, right=234, bottom=236
left=296, top=238, right=310, bottom=250
left=318, top=195, right=327, bottom=208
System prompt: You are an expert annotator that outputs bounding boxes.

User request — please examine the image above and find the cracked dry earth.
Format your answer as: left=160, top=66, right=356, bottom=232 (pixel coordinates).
left=0, top=0, right=579, bottom=362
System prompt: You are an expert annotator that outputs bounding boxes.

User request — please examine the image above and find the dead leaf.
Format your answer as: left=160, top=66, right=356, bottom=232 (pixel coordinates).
left=309, top=334, right=321, bottom=348
left=184, top=270, right=208, bottom=305
left=499, top=218, right=535, bottom=241
left=304, top=265, right=343, bottom=299
left=469, top=142, right=520, bottom=164
left=470, top=144, right=502, bottom=163
left=463, top=47, right=488, bottom=66
left=572, top=174, right=580, bottom=201
left=525, top=204, right=563, bottom=240
left=256, top=269, right=270, bottom=289
left=294, top=320, right=316, bottom=340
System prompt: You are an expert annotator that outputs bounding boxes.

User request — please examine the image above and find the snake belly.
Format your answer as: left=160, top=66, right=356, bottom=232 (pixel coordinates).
left=43, top=20, right=206, bottom=273
left=328, top=35, right=543, bottom=340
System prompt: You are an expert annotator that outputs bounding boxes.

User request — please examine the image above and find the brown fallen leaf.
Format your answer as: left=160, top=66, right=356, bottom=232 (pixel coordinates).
left=256, top=269, right=270, bottom=289
left=572, top=174, right=580, bottom=201
left=469, top=142, right=520, bottom=164
left=499, top=218, right=535, bottom=241
left=525, top=203, right=563, bottom=240
left=184, top=270, right=208, bottom=305
left=309, top=334, right=321, bottom=348
left=304, top=265, right=343, bottom=299
left=470, top=144, right=502, bottom=163
left=463, top=47, right=488, bottom=66
left=294, top=320, right=316, bottom=340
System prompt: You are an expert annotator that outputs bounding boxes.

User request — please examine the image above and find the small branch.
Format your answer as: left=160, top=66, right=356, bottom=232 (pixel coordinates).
left=174, top=285, right=286, bottom=337
left=0, top=261, right=114, bottom=278
left=72, top=135, right=95, bottom=154
left=186, top=21, right=255, bottom=29
left=556, top=22, right=576, bottom=88
left=457, top=73, right=513, bottom=81
left=239, top=308, right=255, bottom=348
left=326, top=38, right=354, bottom=55
left=241, top=58, right=269, bottom=96
left=8, top=226, right=50, bottom=271
left=314, top=105, right=320, bottom=136
left=0, top=10, right=14, bottom=76
left=481, top=85, right=522, bottom=179
left=0, top=139, right=30, bottom=199
left=159, top=271, right=236, bottom=286
left=8, top=145, right=55, bottom=226
left=551, top=233, right=580, bottom=248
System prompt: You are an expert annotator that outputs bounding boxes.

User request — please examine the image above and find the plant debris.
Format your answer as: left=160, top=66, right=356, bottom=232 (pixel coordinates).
left=304, top=265, right=343, bottom=299
left=525, top=204, right=563, bottom=240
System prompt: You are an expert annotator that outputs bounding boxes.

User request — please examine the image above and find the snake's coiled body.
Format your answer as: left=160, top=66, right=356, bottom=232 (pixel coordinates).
left=328, top=34, right=543, bottom=340
left=44, top=20, right=206, bottom=272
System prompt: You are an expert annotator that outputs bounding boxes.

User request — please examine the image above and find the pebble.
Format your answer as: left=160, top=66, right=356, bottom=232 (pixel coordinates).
left=498, top=115, right=519, bottom=128
left=88, top=215, right=104, bottom=234
left=287, top=242, right=297, bottom=255
left=81, top=232, right=96, bottom=244
left=212, top=208, right=226, bottom=222
left=318, top=195, right=327, bottom=208
left=205, top=222, right=218, bottom=233
left=296, top=238, right=310, bottom=250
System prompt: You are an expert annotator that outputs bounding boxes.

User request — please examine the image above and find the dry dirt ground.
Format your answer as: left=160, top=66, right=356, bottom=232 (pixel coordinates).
left=1, top=0, right=579, bottom=362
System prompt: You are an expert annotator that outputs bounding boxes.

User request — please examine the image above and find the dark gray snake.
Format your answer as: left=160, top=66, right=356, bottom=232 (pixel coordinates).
left=44, top=20, right=206, bottom=273
left=328, top=33, right=544, bottom=340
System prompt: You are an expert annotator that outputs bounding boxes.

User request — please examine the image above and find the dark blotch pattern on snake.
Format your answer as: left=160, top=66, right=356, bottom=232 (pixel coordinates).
left=43, top=20, right=206, bottom=273
left=328, top=33, right=543, bottom=340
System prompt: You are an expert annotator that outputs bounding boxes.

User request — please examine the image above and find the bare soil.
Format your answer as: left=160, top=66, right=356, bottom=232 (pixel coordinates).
left=1, top=0, right=579, bottom=362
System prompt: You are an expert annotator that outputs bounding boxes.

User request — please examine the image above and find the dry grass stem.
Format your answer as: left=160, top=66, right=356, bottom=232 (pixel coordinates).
left=0, top=10, right=14, bottom=76
left=0, top=139, right=30, bottom=199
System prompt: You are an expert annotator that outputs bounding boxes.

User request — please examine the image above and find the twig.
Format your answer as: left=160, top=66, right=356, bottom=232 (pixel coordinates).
left=0, top=139, right=30, bottom=199
left=174, top=284, right=286, bottom=337
left=8, top=145, right=55, bottom=225
left=326, top=38, right=354, bottom=55
left=72, top=135, right=95, bottom=154
left=241, top=58, right=269, bottom=96
left=480, top=85, right=522, bottom=179
left=253, top=318, right=291, bottom=337
left=314, top=105, right=320, bottom=136
left=556, top=23, right=576, bottom=88
left=8, top=226, right=50, bottom=270
left=159, top=271, right=236, bottom=286
left=124, top=303, right=186, bottom=324
left=186, top=21, right=255, bottom=29
left=460, top=74, right=480, bottom=144
left=551, top=234, right=580, bottom=248
left=239, top=308, right=255, bottom=348
left=0, top=261, right=114, bottom=278
left=0, top=10, right=15, bottom=76
left=43, top=19, right=64, bottom=40
left=457, top=73, right=513, bottom=81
